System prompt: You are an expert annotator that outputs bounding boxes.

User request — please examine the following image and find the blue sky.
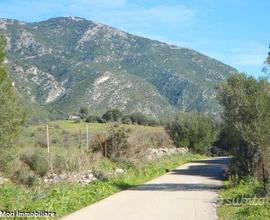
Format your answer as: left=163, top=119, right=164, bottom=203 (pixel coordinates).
left=0, top=0, right=269, bottom=77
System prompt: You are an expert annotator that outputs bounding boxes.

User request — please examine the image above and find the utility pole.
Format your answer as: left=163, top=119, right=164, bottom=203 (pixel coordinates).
left=86, top=124, right=89, bottom=148
left=46, top=124, right=50, bottom=153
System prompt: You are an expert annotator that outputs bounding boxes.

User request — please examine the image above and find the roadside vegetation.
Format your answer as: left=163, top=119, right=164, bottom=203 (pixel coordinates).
left=0, top=153, right=203, bottom=219
left=216, top=48, right=270, bottom=220
left=218, top=177, right=270, bottom=220
left=166, top=112, right=218, bottom=154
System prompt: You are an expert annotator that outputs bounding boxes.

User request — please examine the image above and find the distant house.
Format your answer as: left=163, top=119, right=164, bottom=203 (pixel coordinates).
left=68, top=115, right=81, bottom=121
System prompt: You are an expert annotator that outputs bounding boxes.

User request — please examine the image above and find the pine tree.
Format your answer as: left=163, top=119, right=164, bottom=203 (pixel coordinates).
left=0, top=37, right=25, bottom=149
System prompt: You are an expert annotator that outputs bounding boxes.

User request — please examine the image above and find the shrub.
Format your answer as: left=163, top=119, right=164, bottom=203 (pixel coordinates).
left=52, top=154, right=67, bottom=173
left=0, top=148, right=20, bottom=174
left=0, top=38, right=25, bottom=149
left=11, top=164, right=38, bottom=187
left=129, top=113, right=160, bottom=126
left=21, top=148, right=49, bottom=177
left=165, top=112, right=218, bottom=153
left=121, top=115, right=132, bottom=124
left=146, top=117, right=160, bottom=126
left=130, top=112, right=148, bottom=125
left=79, top=107, right=89, bottom=119
left=92, top=124, right=131, bottom=158
left=85, top=115, right=99, bottom=123
left=102, top=109, right=123, bottom=122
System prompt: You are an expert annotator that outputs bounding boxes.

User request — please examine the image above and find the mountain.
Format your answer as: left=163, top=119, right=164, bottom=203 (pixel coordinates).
left=0, top=17, right=236, bottom=121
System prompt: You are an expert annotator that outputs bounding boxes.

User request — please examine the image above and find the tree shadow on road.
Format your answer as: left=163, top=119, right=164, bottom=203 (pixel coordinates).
left=113, top=157, right=230, bottom=192
left=169, top=157, right=231, bottom=180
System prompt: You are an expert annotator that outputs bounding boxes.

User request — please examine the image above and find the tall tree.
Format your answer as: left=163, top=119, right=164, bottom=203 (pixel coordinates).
left=0, top=37, right=25, bottom=149
left=217, top=73, right=270, bottom=191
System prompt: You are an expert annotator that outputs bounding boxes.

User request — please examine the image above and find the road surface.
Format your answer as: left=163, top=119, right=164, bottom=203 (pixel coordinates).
left=61, top=157, right=230, bottom=220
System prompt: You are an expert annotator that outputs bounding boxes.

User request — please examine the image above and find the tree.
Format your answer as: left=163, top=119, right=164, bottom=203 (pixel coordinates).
left=79, top=106, right=89, bottom=119
left=121, top=115, right=132, bottom=124
left=130, top=112, right=146, bottom=125
left=101, top=109, right=123, bottom=122
left=165, top=112, right=218, bottom=153
left=85, top=115, right=100, bottom=123
left=217, top=73, right=270, bottom=191
left=0, top=37, right=25, bottom=149
left=262, top=44, right=270, bottom=74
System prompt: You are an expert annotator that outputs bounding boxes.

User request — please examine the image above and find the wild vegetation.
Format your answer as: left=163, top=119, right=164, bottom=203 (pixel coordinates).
left=0, top=37, right=25, bottom=150
left=217, top=73, right=270, bottom=188
left=0, top=153, right=203, bottom=219
left=165, top=112, right=218, bottom=154
left=218, top=177, right=270, bottom=220
left=78, top=107, right=161, bottom=126
left=217, top=49, right=270, bottom=219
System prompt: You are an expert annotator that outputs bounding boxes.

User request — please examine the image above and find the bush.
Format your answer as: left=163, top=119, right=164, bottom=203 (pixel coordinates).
left=79, top=107, right=89, bottom=119
left=52, top=154, right=67, bottom=173
left=0, top=148, right=20, bottom=174
left=92, top=124, right=131, bottom=158
left=102, top=109, right=123, bottom=122
left=146, top=117, right=160, bottom=126
left=21, top=148, right=49, bottom=177
left=11, top=164, right=38, bottom=187
left=165, top=112, right=218, bottom=153
left=130, top=112, right=148, bottom=125
left=85, top=115, right=100, bottom=123
left=121, top=115, right=132, bottom=124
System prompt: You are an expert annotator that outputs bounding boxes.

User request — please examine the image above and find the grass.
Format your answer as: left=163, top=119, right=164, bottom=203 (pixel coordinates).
left=218, top=177, right=270, bottom=220
left=29, top=120, right=163, bottom=133
left=0, top=153, right=203, bottom=220
left=17, top=120, right=164, bottom=149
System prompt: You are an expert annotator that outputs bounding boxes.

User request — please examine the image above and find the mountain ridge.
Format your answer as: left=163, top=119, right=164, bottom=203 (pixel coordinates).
left=0, top=16, right=237, bottom=121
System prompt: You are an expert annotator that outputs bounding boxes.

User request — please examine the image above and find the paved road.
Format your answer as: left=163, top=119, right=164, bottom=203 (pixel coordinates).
left=61, top=157, right=230, bottom=220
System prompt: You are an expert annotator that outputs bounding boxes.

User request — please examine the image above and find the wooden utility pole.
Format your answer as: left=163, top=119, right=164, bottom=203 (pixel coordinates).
left=46, top=124, right=50, bottom=153
left=86, top=124, right=89, bottom=148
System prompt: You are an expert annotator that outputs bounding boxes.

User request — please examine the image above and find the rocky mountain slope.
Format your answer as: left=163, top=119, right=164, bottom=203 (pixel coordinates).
left=0, top=17, right=236, bottom=121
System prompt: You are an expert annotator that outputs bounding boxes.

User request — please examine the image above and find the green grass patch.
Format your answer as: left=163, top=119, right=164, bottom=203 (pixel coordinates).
left=218, top=177, right=270, bottom=220
left=0, top=153, right=203, bottom=219
left=30, top=120, right=163, bottom=134
left=17, top=120, right=164, bottom=150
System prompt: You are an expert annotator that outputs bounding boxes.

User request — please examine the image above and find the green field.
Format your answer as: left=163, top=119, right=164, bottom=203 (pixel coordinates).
left=17, top=120, right=164, bottom=149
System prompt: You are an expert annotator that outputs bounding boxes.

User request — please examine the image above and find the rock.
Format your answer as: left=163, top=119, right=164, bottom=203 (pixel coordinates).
left=145, top=146, right=188, bottom=160
left=0, top=177, right=8, bottom=185
left=85, top=172, right=94, bottom=179
left=59, top=173, right=67, bottom=180
left=115, top=168, right=125, bottom=174
left=177, top=148, right=189, bottom=154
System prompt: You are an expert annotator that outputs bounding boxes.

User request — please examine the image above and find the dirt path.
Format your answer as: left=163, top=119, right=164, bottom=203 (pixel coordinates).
left=61, top=157, right=229, bottom=220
